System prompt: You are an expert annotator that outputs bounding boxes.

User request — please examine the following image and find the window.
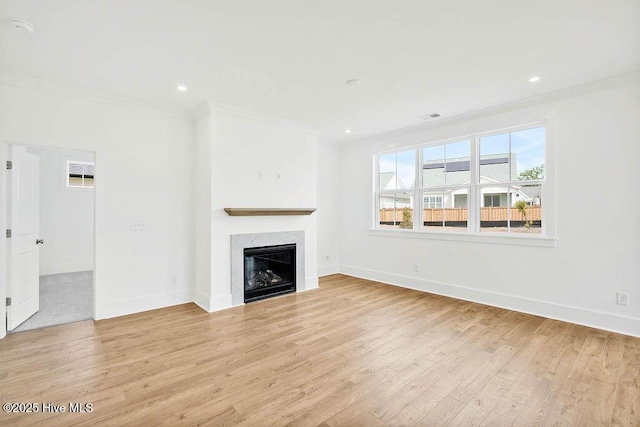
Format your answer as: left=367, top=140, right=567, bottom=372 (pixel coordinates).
left=478, top=127, right=544, bottom=234
left=377, top=150, right=415, bottom=229
left=484, top=194, right=502, bottom=207
left=423, top=196, right=443, bottom=209
left=420, top=139, right=471, bottom=232
left=67, top=161, right=94, bottom=188
left=375, top=125, right=546, bottom=236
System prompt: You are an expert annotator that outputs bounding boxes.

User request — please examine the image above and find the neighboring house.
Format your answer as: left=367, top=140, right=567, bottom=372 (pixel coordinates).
left=379, top=171, right=413, bottom=209
left=422, top=153, right=541, bottom=208
left=380, top=154, right=541, bottom=211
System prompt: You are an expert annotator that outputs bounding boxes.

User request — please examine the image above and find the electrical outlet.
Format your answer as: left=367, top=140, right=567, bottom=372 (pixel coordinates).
left=616, top=292, right=629, bottom=306
left=321, top=255, right=330, bottom=262
left=258, top=171, right=265, bottom=180
left=275, top=172, right=281, bottom=181
left=130, top=220, right=144, bottom=230
left=413, top=263, right=420, bottom=272
left=171, top=276, right=179, bottom=286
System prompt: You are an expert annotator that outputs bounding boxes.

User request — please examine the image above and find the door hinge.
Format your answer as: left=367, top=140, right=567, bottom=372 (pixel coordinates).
left=6, top=160, right=12, bottom=170
left=5, top=229, right=11, bottom=238
left=5, top=298, right=11, bottom=307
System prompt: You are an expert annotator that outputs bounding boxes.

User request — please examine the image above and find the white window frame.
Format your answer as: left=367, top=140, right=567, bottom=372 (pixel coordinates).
left=418, top=138, right=472, bottom=232
left=375, top=150, right=417, bottom=229
left=475, top=125, right=545, bottom=235
left=373, top=121, right=555, bottom=246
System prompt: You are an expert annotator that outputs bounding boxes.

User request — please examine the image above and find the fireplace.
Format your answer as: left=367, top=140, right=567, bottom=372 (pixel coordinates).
left=244, top=244, right=296, bottom=303
left=231, top=231, right=305, bottom=306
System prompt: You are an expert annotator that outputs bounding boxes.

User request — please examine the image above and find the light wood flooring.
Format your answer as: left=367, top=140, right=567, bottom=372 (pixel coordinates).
left=0, top=274, right=638, bottom=426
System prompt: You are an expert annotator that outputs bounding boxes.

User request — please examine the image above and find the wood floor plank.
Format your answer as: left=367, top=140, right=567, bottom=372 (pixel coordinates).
left=447, top=374, right=512, bottom=425
left=545, top=328, right=611, bottom=426
left=385, top=404, right=427, bottom=426
left=612, top=406, right=640, bottom=426
left=615, top=338, right=640, bottom=418
left=577, top=378, right=618, bottom=426
left=512, top=324, right=590, bottom=426
left=417, top=396, right=466, bottom=426
left=480, top=396, right=523, bottom=426
left=0, top=273, right=638, bottom=426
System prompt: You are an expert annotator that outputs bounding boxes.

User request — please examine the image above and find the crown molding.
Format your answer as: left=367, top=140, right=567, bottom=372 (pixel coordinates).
left=190, top=101, right=213, bottom=122
left=0, top=73, right=191, bottom=121
left=342, top=70, right=640, bottom=145
left=205, top=101, right=320, bottom=135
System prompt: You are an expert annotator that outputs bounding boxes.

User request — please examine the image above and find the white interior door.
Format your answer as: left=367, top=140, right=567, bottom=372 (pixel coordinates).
left=7, top=146, right=40, bottom=331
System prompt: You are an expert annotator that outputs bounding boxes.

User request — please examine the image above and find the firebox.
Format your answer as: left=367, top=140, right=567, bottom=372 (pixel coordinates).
left=244, top=244, right=296, bottom=303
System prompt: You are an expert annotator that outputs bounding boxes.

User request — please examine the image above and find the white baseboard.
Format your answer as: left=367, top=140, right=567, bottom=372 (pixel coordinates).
left=40, top=263, right=93, bottom=276
left=193, top=289, right=211, bottom=312
left=304, top=277, right=319, bottom=291
left=317, top=264, right=340, bottom=277
left=99, top=289, right=193, bottom=319
left=210, top=293, right=233, bottom=312
left=340, top=265, right=640, bottom=338
left=196, top=280, right=319, bottom=313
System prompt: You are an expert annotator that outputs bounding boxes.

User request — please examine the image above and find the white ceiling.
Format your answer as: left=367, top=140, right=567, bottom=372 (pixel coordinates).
left=1, top=0, right=639, bottom=142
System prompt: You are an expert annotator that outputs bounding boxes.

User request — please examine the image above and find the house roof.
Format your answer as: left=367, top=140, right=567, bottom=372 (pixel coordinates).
left=379, top=172, right=394, bottom=190
left=379, top=171, right=414, bottom=190
left=423, top=154, right=517, bottom=185
left=423, top=157, right=509, bottom=172
left=517, top=185, right=542, bottom=199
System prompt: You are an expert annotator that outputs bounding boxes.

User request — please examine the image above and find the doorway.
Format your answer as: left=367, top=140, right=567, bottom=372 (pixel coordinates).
left=7, top=145, right=95, bottom=333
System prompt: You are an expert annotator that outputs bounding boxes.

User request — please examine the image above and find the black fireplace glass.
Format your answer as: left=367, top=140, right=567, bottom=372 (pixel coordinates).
left=244, top=244, right=296, bottom=303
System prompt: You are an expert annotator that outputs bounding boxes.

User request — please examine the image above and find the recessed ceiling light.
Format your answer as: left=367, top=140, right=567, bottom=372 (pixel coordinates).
left=528, top=76, right=540, bottom=83
left=176, top=85, right=187, bottom=92
left=345, top=129, right=352, bottom=134
left=10, top=19, right=34, bottom=33
left=346, top=79, right=360, bottom=86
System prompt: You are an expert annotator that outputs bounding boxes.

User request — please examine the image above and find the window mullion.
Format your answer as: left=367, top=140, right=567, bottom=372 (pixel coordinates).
left=374, top=154, right=380, bottom=228
left=414, top=147, right=422, bottom=230
left=442, top=143, right=447, bottom=228
left=507, top=187, right=511, bottom=232
left=469, top=136, right=478, bottom=232
left=507, top=132, right=512, bottom=233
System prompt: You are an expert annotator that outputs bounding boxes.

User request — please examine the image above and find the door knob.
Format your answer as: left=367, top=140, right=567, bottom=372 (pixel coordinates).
left=36, top=239, right=44, bottom=245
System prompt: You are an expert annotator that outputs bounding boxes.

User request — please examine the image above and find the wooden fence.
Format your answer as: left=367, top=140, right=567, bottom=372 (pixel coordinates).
left=380, top=206, right=542, bottom=222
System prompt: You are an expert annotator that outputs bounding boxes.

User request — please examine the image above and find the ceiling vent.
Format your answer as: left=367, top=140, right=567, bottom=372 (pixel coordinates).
left=419, top=113, right=441, bottom=121
left=10, top=19, right=34, bottom=33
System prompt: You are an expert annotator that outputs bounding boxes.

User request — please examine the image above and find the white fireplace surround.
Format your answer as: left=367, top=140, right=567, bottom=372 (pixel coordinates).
left=230, top=231, right=306, bottom=306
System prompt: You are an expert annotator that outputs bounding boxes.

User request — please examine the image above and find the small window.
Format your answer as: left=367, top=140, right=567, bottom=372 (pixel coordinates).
left=484, top=194, right=502, bottom=207
left=67, top=161, right=94, bottom=188
left=423, top=195, right=443, bottom=209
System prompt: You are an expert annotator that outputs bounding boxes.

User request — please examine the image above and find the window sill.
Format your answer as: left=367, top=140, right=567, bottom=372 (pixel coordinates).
left=368, top=228, right=557, bottom=248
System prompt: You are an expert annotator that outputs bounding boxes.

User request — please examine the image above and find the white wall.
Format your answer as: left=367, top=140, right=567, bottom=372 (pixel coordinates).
left=0, top=82, right=194, bottom=321
left=26, top=147, right=94, bottom=275
left=193, top=110, right=213, bottom=310
left=194, top=103, right=318, bottom=311
left=317, top=141, right=341, bottom=276
left=336, top=77, right=640, bottom=337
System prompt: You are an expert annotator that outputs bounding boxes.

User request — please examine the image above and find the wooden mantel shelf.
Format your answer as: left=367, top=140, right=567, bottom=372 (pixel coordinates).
left=224, top=208, right=316, bottom=216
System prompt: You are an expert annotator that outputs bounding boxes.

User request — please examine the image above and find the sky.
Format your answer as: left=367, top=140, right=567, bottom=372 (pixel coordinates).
left=481, top=127, right=545, bottom=173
